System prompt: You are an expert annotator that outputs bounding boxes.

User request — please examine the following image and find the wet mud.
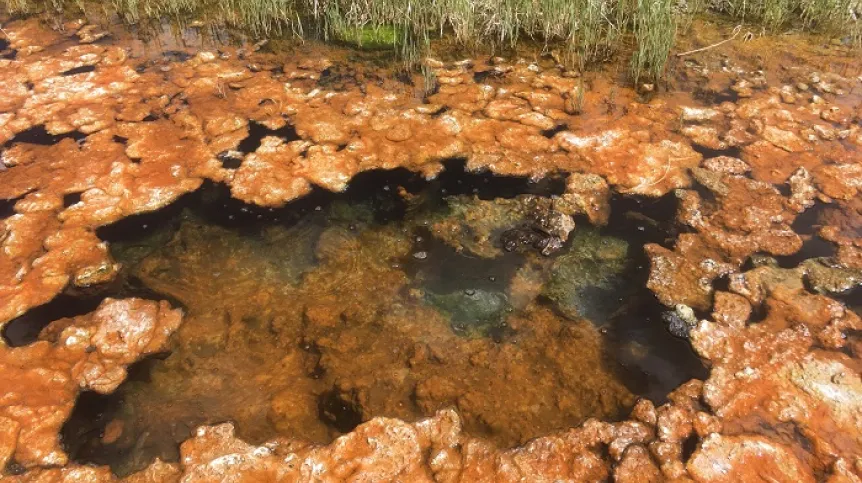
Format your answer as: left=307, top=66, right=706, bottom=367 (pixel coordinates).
left=1, top=12, right=861, bottom=483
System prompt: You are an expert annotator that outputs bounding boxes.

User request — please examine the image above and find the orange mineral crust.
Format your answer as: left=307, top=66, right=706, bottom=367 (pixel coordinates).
left=1, top=15, right=861, bottom=482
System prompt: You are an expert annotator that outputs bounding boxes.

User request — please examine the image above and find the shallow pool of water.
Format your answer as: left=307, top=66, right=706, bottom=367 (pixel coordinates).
left=50, top=166, right=705, bottom=475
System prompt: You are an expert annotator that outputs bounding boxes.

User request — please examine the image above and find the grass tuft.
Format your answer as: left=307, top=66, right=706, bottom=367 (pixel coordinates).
left=2, top=0, right=859, bottom=82
left=714, top=0, right=861, bottom=40
left=632, top=0, right=676, bottom=83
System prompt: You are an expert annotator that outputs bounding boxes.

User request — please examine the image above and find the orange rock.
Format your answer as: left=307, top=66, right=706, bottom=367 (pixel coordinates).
left=688, top=434, right=815, bottom=483
left=0, top=299, right=181, bottom=467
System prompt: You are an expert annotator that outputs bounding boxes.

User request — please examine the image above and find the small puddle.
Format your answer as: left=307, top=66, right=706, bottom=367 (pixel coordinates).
left=0, top=196, right=19, bottom=219
left=0, top=36, right=13, bottom=60
left=2, top=125, right=87, bottom=149
left=235, top=121, right=301, bottom=155
left=56, top=167, right=705, bottom=475
left=60, top=65, right=97, bottom=76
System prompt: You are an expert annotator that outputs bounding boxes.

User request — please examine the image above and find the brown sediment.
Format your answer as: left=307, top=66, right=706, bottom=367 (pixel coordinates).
left=0, top=13, right=861, bottom=482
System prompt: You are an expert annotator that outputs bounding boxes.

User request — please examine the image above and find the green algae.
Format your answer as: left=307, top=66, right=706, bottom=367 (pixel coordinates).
left=542, top=228, right=631, bottom=323
left=425, top=288, right=510, bottom=337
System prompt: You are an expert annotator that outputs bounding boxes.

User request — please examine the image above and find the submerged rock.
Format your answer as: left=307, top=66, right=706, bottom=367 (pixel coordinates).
left=425, top=288, right=510, bottom=336
left=500, top=224, right=565, bottom=256
left=423, top=196, right=530, bottom=259
left=662, top=304, right=698, bottom=339
left=542, top=228, right=631, bottom=323
left=803, top=258, right=862, bottom=294
left=729, top=257, right=862, bottom=304
left=425, top=194, right=576, bottom=258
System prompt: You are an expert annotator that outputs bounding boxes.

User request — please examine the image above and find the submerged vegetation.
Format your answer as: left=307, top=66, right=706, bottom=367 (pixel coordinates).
left=1, top=0, right=860, bottom=81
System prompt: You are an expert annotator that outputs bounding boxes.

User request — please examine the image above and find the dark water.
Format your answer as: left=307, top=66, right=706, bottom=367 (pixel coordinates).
left=7, top=165, right=706, bottom=475
left=2, top=125, right=87, bottom=149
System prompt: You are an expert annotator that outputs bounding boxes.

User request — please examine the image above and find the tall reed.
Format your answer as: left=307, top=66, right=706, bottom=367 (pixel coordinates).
left=2, top=0, right=859, bottom=81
